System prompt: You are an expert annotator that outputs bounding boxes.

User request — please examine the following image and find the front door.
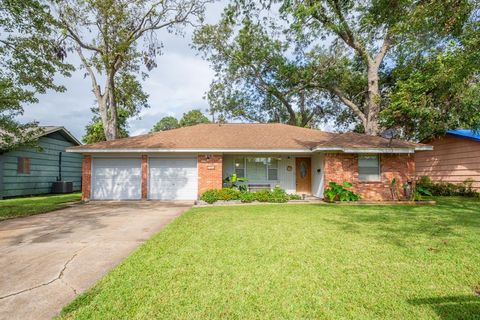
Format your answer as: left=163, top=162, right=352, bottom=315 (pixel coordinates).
left=295, top=157, right=312, bottom=194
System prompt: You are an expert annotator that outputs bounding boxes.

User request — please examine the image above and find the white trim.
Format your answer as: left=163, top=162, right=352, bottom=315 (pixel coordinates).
left=341, top=148, right=415, bottom=154
left=414, top=146, right=434, bottom=151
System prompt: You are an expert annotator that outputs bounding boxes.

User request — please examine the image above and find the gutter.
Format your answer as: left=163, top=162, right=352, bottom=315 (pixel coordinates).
left=67, top=146, right=433, bottom=154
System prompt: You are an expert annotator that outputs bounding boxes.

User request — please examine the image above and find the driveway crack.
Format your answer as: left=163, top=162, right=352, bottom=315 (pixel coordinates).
left=0, top=248, right=83, bottom=300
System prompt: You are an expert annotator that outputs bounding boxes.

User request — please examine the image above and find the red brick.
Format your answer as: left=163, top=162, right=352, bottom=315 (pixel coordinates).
left=324, top=153, right=416, bottom=201
left=81, top=155, right=92, bottom=201
left=198, top=155, right=223, bottom=196
left=141, top=155, right=148, bottom=200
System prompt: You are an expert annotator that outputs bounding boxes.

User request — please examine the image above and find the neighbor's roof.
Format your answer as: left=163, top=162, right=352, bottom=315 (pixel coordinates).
left=0, top=126, right=81, bottom=148
left=68, top=123, right=431, bottom=154
left=447, top=129, right=480, bottom=142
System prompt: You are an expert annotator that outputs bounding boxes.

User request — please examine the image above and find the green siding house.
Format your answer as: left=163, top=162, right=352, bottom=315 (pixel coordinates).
left=0, top=126, right=82, bottom=199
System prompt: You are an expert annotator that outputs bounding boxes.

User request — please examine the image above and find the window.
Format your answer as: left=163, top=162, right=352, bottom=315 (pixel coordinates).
left=17, top=157, right=31, bottom=174
left=234, top=157, right=279, bottom=181
left=234, top=158, right=245, bottom=178
left=358, top=155, right=380, bottom=181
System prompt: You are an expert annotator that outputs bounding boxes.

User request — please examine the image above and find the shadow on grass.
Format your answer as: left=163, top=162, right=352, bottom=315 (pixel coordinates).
left=320, top=197, right=480, bottom=247
left=408, top=295, right=480, bottom=320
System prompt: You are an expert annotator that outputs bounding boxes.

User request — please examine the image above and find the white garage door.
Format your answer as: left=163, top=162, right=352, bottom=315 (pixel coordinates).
left=92, top=158, right=142, bottom=200
left=149, top=158, right=198, bottom=200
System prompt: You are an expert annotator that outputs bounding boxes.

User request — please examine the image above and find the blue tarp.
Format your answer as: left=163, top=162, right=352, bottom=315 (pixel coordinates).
left=447, top=129, right=480, bottom=141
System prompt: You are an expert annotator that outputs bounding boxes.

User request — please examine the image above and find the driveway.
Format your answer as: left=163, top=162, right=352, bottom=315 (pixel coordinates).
left=0, top=201, right=192, bottom=320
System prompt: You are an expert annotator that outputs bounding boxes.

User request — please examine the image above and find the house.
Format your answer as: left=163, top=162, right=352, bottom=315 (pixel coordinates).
left=0, top=126, right=83, bottom=199
left=67, top=123, right=432, bottom=201
left=415, top=129, right=480, bottom=191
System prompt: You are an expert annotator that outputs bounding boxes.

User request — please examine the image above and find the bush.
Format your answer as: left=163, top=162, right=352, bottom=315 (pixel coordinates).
left=239, top=191, right=256, bottom=203
left=217, top=188, right=240, bottom=201
left=323, top=182, right=360, bottom=202
left=288, top=193, right=302, bottom=200
left=200, top=187, right=300, bottom=204
left=417, top=176, right=478, bottom=197
left=200, top=189, right=220, bottom=204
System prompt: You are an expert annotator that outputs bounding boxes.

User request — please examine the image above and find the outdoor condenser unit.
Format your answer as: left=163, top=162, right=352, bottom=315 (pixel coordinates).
left=51, top=152, right=74, bottom=194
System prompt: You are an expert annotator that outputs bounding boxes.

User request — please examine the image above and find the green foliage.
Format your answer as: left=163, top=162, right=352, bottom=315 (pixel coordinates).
left=239, top=191, right=256, bottom=203
left=193, top=7, right=337, bottom=127
left=179, top=109, right=210, bottom=127
left=53, top=0, right=208, bottom=140
left=323, top=182, right=360, bottom=202
left=200, top=187, right=298, bottom=204
left=0, top=0, right=73, bottom=150
left=224, top=173, right=248, bottom=191
left=199, top=189, right=220, bottom=204
left=416, top=176, right=478, bottom=197
left=151, top=116, right=180, bottom=132
left=82, top=72, right=148, bottom=144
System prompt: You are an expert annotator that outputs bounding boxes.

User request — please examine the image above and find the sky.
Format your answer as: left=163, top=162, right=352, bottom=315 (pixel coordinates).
left=19, top=1, right=227, bottom=141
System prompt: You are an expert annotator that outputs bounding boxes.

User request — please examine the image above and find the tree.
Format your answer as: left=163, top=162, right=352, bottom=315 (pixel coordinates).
left=194, top=10, right=336, bottom=127
left=82, top=72, right=149, bottom=143
left=279, top=0, right=474, bottom=135
left=381, top=20, right=480, bottom=141
left=179, top=109, right=210, bottom=127
left=0, top=0, right=73, bottom=150
left=54, top=0, right=210, bottom=140
left=151, top=116, right=180, bottom=132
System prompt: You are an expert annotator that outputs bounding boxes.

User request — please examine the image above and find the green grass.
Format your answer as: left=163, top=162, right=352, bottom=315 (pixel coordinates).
left=60, top=197, right=480, bottom=319
left=0, top=193, right=81, bottom=220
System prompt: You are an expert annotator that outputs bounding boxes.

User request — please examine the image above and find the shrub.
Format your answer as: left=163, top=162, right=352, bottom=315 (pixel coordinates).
left=239, top=191, right=256, bottom=203
left=254, top=190, right=271, bottom=202
left=288, top=193, right=302, bottom=200
left=417, top=176, right=478, bottom=197
left=201, top=187, right=302, bottom=204
left=217, top=188, right=240, bottom=201
left=323, top=182, right=360, bottom=202
left=200, top=189, right=220, bottom=204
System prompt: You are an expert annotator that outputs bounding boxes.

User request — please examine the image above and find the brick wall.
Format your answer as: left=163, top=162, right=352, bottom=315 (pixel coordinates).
left=81, top=155, right=92, bottom=201
left=198, top=154, right=223, bottom=196
left=323, top=153, right=416, bottom=200
left=141, top=155, right=148, bottom=200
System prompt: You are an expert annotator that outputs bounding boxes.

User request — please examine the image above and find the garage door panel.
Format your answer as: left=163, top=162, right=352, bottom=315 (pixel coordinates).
left=149, top=158, right=197, bottom=200
left=92, top=158, right=141, bottom=200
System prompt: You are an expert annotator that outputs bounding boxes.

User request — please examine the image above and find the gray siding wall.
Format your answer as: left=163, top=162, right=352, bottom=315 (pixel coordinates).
left=1, top=134, right=82, bottom=198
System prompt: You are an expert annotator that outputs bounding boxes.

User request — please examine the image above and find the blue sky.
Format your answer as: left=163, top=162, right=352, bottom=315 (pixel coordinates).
left=19, top=1, right=227, bottom=141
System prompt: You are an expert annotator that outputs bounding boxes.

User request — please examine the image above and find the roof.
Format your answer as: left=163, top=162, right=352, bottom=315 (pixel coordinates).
left=68, top=123, right=430, bottom=154
left=447, top=129, right=480, bottom=142
left=0, top=126, right=81, bottom=148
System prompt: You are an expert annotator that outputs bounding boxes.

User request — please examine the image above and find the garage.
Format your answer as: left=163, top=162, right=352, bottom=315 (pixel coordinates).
left=149, top=158, right=198, bottom=200
left=92, top=158, right=142, bottom=200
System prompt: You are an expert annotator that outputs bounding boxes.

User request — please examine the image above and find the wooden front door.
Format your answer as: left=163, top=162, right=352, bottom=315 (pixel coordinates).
left=295, top=157, right=312, bottom=194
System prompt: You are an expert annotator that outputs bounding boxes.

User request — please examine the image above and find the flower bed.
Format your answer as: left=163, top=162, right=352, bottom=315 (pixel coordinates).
left=199, top=187, right=302, bottom=204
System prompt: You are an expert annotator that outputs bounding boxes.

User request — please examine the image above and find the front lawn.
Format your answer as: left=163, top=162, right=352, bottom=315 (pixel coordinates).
left=0, top=193, right=81, bottom=221
left=60, top=197, right=480, bottom=319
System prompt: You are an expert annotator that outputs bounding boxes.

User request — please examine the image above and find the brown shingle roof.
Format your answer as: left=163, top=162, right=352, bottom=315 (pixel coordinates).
left=68, top=123, right=429, bottom=152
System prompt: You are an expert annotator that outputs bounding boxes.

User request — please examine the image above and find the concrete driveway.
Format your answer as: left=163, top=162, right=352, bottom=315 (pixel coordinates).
left=0, top=201, right=192, bottom=320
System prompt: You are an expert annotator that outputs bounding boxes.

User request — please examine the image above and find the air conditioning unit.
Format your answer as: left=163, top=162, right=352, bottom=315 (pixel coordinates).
left=52, top=181, right=73, bottom=194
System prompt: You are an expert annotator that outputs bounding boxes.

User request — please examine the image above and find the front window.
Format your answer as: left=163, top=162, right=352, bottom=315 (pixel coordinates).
left=358, top=155, right=380, bottom=181
left=234, top=157, right=279, bottom=181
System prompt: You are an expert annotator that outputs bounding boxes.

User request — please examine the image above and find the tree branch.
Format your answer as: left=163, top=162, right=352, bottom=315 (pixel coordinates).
left=374, top=32, right=393, bottom=68
left=329, top=85, right=366, bottom=123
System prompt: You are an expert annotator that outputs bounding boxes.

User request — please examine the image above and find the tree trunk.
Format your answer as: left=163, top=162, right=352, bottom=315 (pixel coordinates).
left=103, top=73, right=118, bottom=140
left=364, top=62, right=381, bottom=136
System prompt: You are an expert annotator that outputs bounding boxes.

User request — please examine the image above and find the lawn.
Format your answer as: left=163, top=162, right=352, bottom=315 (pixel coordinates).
left=60, top=197, right=480, bottom=319
left=0, top=193, right=81, bottom=220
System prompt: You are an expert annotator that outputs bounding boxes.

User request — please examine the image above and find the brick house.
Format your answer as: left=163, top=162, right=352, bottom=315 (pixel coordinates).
left=67, top=123, right=432, bottom=201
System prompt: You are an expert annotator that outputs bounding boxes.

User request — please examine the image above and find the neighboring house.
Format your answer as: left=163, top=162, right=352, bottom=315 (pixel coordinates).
left=68, top=123, right=431, bottom=201
left=415, top=129, right=480, bottom=191
left=0, top=126, right=83, bottom=199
